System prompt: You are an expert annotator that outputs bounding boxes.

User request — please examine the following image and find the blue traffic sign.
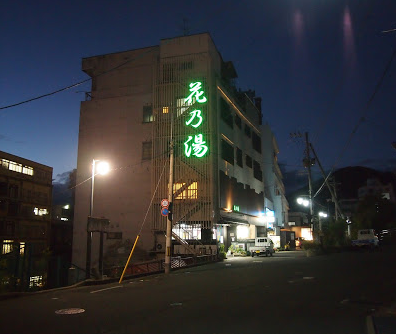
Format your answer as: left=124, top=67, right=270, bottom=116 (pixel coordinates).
left=161, top=208, right=169, bottom=216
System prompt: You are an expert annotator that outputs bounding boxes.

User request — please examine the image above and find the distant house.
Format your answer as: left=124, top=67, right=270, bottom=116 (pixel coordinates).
left=0, top=150, right=53, bottom=291
left=358, top=178, right=395, bottom=202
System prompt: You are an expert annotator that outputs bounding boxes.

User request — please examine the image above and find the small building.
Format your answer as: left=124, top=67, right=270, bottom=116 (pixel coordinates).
left=358, top=178, right=395, bottom=202
left=0, top=151, right=53, bottom=291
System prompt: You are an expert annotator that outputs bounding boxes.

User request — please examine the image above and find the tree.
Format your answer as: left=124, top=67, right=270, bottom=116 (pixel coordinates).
left=352, top=195, right=396, bottom=235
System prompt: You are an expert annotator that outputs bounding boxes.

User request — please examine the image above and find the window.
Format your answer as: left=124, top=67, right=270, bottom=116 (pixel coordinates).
left=177, top=98, right=191, bottom=117
left=162, top=107, right=169, bottom=114
left=5, top=221, right=15, bottom=236
left=252, top=132, right=262, bottom=153
left=253, top=160, right=263, bottom=181
left=220, top=98, right=233, bottom=129
left=236, top=147, right=243, bottom=167
left=246, top=155, right=252, bottom=168
left=34, top=207, right=48, bottom=216
left=173, top=182, right=198, bottom=200
left=244, top=124, right=251, bottom=138
left=9, top=185, right=18, bottom=199
left=0, top=182, right=7, bottom=196
left=142, top=141, right=152, bottom=160
left=143, top=105, right=153, bottom=123
left=1, top=159, right=33, bottom=175
left=9, top=161, right=22, bottom=173
left=221, top=139, right=234, bottom=165
left=2, top=240, right=13, bottom=254
left=22, top=166, right=34, bottom=175
left=8, top=201, right=18, bottom=215
left=0, top=200, right=6, bottom=212
left=235, top=114, right=242, bottom=129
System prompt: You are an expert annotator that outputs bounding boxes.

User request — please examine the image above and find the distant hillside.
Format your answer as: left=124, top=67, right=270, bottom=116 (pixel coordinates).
left=52, top=183, right=72, bottom=205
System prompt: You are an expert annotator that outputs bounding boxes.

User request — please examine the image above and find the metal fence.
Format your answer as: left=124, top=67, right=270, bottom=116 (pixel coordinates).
left=104, top=254, right=218, bottom=279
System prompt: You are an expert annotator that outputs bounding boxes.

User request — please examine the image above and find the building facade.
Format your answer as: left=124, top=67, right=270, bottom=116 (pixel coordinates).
left=73, top=33, right=286, bottom=274
left=0, top=150, right=53, bottom=290
left=261, top=123, right=289, bottom=231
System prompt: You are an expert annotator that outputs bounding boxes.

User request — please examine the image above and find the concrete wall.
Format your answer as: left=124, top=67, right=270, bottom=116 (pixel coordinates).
left=73, top=48, right=159, bottom=271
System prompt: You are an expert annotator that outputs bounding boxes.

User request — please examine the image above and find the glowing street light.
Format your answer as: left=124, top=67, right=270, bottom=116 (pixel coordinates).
left=319, top=212, right=328, bottom=218
left=297, top=197, right=310, bottom=207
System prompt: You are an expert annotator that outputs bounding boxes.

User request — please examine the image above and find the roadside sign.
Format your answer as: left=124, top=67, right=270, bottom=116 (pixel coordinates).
left=161, top=199, right=169, bottom=208
left=87, top=217, right=110, bottom=232
left=161, top=208, right=169, bottom=216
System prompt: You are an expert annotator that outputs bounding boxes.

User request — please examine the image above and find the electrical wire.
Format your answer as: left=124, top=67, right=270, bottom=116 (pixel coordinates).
left=313, top=40, right=396, bottom=198
left=137, top=157, right=168, bottom=235
left=0, top=3, right=229, bottom=111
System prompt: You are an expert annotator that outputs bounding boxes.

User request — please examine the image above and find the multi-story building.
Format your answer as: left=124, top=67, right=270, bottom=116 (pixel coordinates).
left=73, top=33, right=286, bottom=274
left=261, top=123, right=289, bottom=230
left=0, top=150, right=53, bottom=290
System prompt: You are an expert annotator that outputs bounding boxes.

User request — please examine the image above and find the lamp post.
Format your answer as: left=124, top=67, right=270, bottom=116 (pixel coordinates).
left=86, top=159, right=110, bottom=280
left=297, top=196, right=313, bottom=240
left=318, top=212, right=328, bottom=232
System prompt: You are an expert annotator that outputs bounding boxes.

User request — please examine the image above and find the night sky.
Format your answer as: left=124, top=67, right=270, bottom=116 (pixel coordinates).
left=1, top=0, right=396, bottom=185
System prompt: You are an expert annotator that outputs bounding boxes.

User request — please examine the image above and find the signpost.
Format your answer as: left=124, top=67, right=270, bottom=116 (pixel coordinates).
left=161, top=198, right=169, bottom=217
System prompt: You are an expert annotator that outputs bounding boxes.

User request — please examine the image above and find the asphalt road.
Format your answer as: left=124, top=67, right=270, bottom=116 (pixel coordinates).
left=1, top=247, right=395, bottom=334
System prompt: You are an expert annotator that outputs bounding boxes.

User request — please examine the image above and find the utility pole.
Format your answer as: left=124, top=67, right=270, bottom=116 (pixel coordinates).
left=303, top=132, right=314, bottom=238
left=309, top=144, right=344, bottom=221
left=330, top=176, right=340, bottom=221
left=164, top=111, right=174, bottom=274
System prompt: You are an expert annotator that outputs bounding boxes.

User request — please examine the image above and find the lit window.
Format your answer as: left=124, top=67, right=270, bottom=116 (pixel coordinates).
left=237, top=225, right=249, bottom=239
left=173, top=182, right=198, bottom=200
left=20, top=242, right=25, bottom=255
left=174, top=183, right=186, bottom=199
left=1, top=159, right=10, bottom=169
left=29, top=275, right=43, bottom=288
left=9, top=161, right=22, bottom=173
left=162, top=106, right=169, bottom=114
left=1, top=159, right=34, bottom=175
left=2, top=240, right=13, bottom=254
left=22, top=166, right=34, bottom=175
left=34, top=207, right=48, bottom=216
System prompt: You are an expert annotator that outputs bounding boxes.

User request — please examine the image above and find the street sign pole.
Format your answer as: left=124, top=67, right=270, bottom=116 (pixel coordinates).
left=165, top=111, right=174, bottom=274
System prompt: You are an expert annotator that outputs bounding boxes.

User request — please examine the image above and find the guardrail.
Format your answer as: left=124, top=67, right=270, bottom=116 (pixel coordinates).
left=104, top=254, right=218, bottom=279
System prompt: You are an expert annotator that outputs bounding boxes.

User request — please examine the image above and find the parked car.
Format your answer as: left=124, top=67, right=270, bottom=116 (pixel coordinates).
left=295, top=237, right=305, bottom=249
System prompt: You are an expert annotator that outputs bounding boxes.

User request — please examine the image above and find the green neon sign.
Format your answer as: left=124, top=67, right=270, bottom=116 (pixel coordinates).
left=185, top=109, right=203, bottom=128
left=233, top=205, right=240, bottom=212
left=184, top=81, right=208, bottom=158
left=185, top=82, right=207, bottom=104
left=184, top=134, right=208, bottom=158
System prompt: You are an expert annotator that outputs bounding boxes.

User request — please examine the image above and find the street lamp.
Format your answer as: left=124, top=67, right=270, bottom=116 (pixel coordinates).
left=297, top=197, right=310, bottom=207
left=318, top=211, right=328, bottom=232
left=86, top=159, right=110, bottom=280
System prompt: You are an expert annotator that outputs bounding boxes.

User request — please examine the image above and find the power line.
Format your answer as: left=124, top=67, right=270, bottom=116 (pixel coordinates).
left=0, top=3, right=229, bottom=111
left=314, top=40, right=396, bottom=199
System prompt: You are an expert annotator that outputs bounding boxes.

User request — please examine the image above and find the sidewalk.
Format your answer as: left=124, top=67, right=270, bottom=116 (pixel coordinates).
left=367, top=303, right=396, bottom=334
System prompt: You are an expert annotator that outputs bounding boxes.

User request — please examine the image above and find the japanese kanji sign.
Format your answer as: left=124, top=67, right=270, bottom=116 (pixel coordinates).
left=184, top=81, right=208, bottom=158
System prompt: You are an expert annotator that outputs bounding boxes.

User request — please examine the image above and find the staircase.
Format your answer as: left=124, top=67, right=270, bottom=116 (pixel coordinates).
left=171, top=231, right=198, bottom=255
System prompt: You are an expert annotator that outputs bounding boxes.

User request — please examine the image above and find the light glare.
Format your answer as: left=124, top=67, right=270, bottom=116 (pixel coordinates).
left=96, top=161, right=110, bottom=175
